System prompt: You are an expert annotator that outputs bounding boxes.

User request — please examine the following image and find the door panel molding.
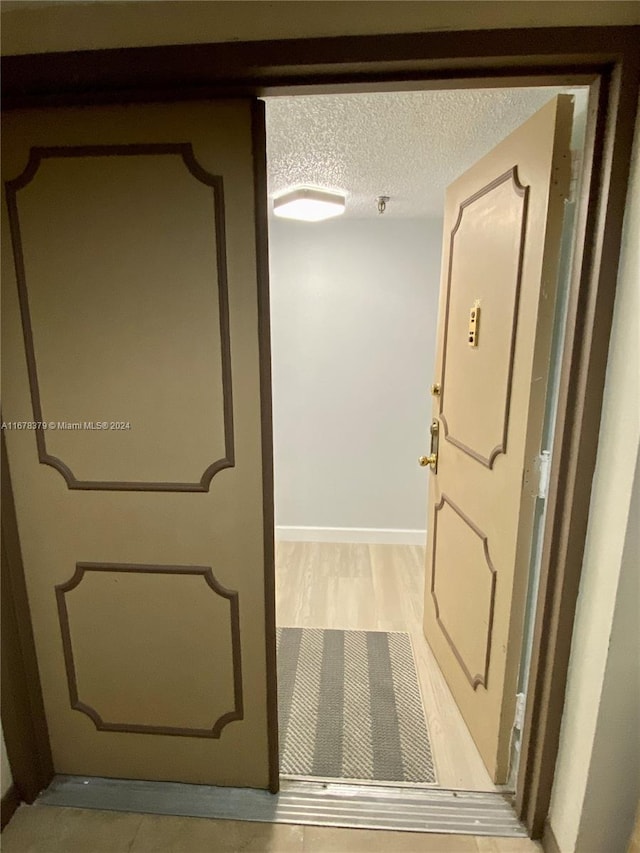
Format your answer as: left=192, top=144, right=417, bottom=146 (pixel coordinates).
left=439, top=167, right=529, bottom=469
left=430, top=494, right=497, bottom=690
left=4, top=143, right=234, bottom=492
left=55, top=562, right=243, bottom=738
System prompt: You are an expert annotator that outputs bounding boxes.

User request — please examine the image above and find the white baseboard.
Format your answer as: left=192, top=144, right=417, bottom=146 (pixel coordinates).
left=275, top=526, right=427, bottom=545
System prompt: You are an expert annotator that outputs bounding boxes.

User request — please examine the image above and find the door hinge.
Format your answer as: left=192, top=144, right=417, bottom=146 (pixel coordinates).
left=514, top=692, right=526, bottom=732
left=537, top=450, right=551, bottom=500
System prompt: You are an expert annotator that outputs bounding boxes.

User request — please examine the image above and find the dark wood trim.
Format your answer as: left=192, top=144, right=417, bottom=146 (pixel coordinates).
left=1, top=27, right=637, bottom=109
left=4, top=143, right=234, bottom=492
left=439, top=166, right=529, bottom=469
left=1, top=434, right=54, bottom=803
left=55, top=562, right=243, bottom=738
left=0, top=785, right=21, bottom=831
left=516, top=54, right=640, bottom=836
left=430, top=494, right=497, bottom=691
left=252, top=100, right=279, bottom=795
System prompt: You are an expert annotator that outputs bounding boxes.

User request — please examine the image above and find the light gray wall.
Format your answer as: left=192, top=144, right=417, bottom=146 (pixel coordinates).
left=269, top=216, right=442, bottom=537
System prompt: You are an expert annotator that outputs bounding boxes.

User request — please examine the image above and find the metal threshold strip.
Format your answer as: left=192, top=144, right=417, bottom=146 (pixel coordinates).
left=37, top=775, right=527, bottom=837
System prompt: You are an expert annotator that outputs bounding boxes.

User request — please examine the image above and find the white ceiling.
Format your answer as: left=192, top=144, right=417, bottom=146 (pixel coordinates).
left=265, top=87, right=584, bottom=219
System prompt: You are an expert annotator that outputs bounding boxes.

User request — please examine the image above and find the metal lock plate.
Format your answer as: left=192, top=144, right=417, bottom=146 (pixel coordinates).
left=468, top=300, right=480, bottom=347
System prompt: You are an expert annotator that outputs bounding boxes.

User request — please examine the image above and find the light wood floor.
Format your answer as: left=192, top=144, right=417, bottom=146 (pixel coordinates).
left=276, top=541, right=497, bottom=792
left=2, top=804, right=542, bottom=852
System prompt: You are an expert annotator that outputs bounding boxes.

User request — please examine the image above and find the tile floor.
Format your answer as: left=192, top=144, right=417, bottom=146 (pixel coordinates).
left=2, top=804, right=543, bottom=852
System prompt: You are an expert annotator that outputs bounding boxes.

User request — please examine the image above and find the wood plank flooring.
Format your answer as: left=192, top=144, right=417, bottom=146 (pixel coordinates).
left=276, top=541, right=497, bottom=792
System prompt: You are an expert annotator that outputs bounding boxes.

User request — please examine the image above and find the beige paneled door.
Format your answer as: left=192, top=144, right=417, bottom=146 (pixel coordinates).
left=2, top=102, right=275, bottom=787
left=423, top=96, right=573, bottom=784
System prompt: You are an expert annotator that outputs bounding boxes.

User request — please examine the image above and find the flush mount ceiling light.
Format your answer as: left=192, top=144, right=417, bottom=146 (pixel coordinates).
left=273, top=187, right=346, bottom=222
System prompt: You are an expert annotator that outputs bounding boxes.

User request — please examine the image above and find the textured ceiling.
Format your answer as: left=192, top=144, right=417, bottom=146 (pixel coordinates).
left=265, top=87, right=584, bottom=218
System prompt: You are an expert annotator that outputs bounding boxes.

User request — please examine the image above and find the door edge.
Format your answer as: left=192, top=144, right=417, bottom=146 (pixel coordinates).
left=252, top=98, right=279, bottom=795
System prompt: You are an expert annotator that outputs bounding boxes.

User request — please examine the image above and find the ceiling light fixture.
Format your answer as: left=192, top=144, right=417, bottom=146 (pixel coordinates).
left=273, top=187, right=346, bottom=222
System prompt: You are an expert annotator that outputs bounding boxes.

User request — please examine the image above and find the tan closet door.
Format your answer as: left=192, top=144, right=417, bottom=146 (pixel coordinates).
left=2, top=101, right=275, bottom=787
left=423, top=96, right=573, bottom=783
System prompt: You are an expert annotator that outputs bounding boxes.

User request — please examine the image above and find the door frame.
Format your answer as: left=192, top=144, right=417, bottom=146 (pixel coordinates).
left=2, top=25, right=638, bottom=838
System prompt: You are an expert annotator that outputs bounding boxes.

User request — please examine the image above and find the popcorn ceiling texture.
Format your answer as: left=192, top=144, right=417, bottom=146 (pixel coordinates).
left=266, top=87, right=579, bottom=218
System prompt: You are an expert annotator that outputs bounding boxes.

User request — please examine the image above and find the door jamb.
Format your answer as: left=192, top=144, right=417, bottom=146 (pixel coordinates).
left=2, top=26, right=638, bottom=838
left=514, top=56, right=638, bottom=831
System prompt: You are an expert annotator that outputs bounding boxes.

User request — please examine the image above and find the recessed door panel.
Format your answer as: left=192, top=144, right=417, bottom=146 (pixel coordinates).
left=431, top=496, right=496, bottom=690
left=440, top=169, right=528, bottom=468
left=56, top=564, right=241, bottom=735
left=7, top=146, right=232, bottom=489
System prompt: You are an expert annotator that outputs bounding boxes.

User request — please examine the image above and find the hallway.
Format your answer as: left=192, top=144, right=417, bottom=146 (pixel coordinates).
left=276, top=542, right=497, bottom=791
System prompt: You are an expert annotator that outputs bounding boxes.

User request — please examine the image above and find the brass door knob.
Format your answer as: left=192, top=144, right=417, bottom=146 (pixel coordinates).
left=419, top=454, right=437, bottom=468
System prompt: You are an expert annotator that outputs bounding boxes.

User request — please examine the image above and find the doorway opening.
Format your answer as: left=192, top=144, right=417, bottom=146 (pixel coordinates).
left=265, top=84, right=588, bottom=799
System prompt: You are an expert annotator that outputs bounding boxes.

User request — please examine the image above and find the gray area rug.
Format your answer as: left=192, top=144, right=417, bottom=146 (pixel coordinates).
left=277, top=627, right=437, bottom=785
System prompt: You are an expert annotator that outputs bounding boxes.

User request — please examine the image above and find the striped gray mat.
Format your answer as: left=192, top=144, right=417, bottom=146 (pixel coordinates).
left=277, top=627, right=437, bottom=785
